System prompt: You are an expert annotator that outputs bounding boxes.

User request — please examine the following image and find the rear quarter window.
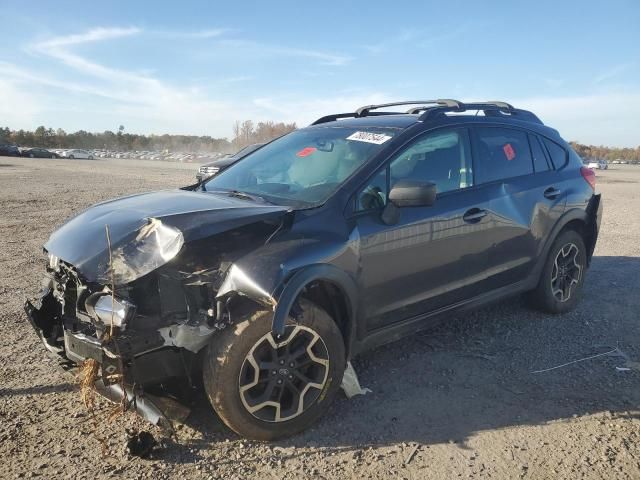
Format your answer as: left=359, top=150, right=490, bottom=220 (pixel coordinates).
left=474, top=127, right=533, bottom=184
left=529, top=134, right=550, bottom=172
left=542, top=138, right=568, bottom=169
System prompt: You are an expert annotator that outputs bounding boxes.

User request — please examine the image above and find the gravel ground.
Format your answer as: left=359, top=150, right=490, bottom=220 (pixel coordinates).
left=1, top=156, right=639, bottom=479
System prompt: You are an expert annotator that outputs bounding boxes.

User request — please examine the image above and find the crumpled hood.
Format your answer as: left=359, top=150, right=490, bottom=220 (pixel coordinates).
left=44, top=189, right=290, bottom=283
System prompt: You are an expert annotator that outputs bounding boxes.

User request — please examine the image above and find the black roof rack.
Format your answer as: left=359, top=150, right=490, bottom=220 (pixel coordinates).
left=356, top=99, right=461, bottom=117
left=310, top=99, right=543, bottom=126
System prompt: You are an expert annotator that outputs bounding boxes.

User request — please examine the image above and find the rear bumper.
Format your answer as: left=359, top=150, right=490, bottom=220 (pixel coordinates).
left=586, top=193, right=603, bottom=264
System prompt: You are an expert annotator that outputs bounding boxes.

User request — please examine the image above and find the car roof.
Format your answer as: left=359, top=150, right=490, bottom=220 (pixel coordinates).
left=308, top=112, right=563, bottom=142
left=306, top=100, right=565, bottom=143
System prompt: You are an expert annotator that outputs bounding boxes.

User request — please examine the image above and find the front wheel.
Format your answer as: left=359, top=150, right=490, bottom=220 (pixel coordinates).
left=68, top=155, right=74, bottom=159
left=203, top=299, right=345, bottom=440
left=528, top=230, right=587, bottom=313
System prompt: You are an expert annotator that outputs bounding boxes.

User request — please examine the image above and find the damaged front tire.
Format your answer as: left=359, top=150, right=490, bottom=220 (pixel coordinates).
left=203, top=299, right=345, bottom=440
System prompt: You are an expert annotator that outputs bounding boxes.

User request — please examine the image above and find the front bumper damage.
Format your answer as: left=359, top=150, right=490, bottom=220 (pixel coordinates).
left=24, top=277, right=197, bottom=431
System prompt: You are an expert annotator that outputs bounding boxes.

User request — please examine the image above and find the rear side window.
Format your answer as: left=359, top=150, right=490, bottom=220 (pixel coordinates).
left=542, top=138, right=568, bottom=169
left=475, top=127, right=533, bottom=184
left=529, top=134, right=550, bottom=172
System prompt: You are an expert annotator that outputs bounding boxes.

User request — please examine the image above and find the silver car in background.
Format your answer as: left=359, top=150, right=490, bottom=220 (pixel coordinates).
left=61, top=149, right=94, bottom=159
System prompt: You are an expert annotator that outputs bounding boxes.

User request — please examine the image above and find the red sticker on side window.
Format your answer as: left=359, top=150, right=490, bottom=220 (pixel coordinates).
left=296, top=147, right=317, bottom=157
left=503, top=143, right=516, bottom=161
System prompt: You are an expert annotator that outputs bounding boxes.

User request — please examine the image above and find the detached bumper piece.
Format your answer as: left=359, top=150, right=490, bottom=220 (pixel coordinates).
left=94, top=379, right=189, bottom=432
left=24, top=294, right=191, bottom=431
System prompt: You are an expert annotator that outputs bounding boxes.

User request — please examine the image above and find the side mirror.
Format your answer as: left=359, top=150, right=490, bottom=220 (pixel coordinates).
left=389, top=179, right=437, bottom=207
left=381, top=180, right=437, bottom=225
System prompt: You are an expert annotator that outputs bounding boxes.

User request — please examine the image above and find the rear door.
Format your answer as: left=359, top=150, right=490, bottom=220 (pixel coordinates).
left=471, top=125, right=566, bottom=288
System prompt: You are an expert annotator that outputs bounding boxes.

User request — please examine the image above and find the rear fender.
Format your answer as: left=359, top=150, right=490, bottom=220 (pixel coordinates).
left=530, top=202, right=597, bottom=286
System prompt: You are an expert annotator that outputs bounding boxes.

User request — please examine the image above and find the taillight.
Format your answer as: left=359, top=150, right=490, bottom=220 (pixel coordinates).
left=580, top=166, right=596, bottom=190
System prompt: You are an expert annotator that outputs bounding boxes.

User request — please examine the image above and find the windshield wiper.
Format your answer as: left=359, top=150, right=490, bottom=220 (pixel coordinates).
left=228, top=190, right=258, bottom=201
left=208, top=189, right=271, bottom=204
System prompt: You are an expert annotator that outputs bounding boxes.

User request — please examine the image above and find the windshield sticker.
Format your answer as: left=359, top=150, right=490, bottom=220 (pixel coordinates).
left=503, top=143, right=516, bottom=161
left=296, top=147, right=317, bottom=157
left=346, top=131, right=393, bottom=145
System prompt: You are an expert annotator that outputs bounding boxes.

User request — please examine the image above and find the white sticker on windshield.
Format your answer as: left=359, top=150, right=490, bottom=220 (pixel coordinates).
left=346, top=131, right=393, bottom=145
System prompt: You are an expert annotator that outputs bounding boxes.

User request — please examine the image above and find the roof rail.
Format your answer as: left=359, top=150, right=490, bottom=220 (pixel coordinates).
left=416, top=101, right=543, bottom=125
left=356, top=99, right=461, bottom=117
left=310, top=99, right=543, bottom=126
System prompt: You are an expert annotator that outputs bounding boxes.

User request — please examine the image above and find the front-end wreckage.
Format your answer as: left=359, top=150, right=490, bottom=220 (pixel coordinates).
left=25, top=189, right=370, bottom=430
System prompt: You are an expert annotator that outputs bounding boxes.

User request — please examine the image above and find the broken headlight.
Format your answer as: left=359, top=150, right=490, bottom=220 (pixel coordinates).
left=86, top=294, right=136, bottom=331
left=47, top=252, right=61, bottom=272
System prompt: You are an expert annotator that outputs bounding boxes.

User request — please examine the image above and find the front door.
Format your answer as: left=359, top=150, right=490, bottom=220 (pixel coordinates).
left=353, top=127, right=495, bottom=332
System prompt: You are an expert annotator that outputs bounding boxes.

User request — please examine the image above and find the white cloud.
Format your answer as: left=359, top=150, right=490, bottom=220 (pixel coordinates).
left=217, top=39, right=352, bottom=66
left=0, top=78, right=41, bottom=128
left=35, top=27, right=140, bottom=49
left=155, top=28, right=230, bottom=39
left=593, top=62, right=635, bottom=84
left=514, top=92, right=640, bottom=146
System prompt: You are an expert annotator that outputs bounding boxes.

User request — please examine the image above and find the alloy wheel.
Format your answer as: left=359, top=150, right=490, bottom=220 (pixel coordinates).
left=550, top=243, right=582, bottom=302
left=238, top=325, right=329, bottom=423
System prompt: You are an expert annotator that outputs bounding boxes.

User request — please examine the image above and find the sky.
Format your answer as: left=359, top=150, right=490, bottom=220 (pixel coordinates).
left=0, top=0, right=639, bottom=146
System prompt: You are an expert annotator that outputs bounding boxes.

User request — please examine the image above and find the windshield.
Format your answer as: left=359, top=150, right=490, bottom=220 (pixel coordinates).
left=203, top=126, right=397, bottom=207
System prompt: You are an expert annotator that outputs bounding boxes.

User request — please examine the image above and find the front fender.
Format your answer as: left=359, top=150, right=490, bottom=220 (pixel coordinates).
left=270, top=264, right=358, bottom=337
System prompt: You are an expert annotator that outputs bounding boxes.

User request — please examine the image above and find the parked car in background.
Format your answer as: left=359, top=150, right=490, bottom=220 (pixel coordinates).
left=61, top=149, right=94, bottom=159
left=20, top=147, right=56, bottom=158
left=586, top=160, right=608, bottom=170
left=26, top=99, right=601, bottom=441
left=196, top=143, right=265, bottom=182
left=0, top=144, right=21, bottom=156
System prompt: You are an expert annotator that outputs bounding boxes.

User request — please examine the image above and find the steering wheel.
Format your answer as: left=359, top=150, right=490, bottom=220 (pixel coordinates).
left=360, top=186, right=385, bottom=210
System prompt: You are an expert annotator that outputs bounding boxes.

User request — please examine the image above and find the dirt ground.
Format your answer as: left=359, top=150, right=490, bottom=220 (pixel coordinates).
left=1, top=156, right=639, bottom=480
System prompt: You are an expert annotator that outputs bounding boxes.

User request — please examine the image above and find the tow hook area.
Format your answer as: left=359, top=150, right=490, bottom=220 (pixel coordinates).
left=94, top=379, right=189, bottom=432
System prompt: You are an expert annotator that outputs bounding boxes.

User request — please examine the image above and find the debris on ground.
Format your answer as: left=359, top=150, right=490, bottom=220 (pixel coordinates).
left=530, top=346, right=619, bottom=374
left=341, top=361, right=372, bottom=398
left=125, top=430, right=157, bottom=458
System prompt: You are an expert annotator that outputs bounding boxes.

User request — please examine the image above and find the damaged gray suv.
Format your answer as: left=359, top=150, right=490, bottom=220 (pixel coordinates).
left=25, top=100, right=602, bottom=440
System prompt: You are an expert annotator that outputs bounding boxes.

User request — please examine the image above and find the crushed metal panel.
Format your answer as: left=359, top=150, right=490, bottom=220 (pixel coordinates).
left=216, top=263, right=277, bottom=308
left=157, top=322, right=218, bottom=353
left=107, top=218, right=184, bottom=285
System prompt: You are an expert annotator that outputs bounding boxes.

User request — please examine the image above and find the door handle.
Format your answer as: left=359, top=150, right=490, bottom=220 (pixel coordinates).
left=463, top=208, right=487, bottom=223
left=544, top=187, right=562, bottom=199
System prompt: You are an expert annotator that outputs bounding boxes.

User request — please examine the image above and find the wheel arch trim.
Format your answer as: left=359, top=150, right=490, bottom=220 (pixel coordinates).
left=271, top=264, right=358, bottom=355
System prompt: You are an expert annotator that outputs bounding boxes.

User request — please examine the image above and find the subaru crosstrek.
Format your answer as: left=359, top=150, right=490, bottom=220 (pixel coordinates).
left=25, top=100, right=602, bottom=440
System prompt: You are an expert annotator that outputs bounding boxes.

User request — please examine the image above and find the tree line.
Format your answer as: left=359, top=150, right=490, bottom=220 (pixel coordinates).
left=0, top=120, right=297, bottom=154
left=569, top=142, right=640, bottom=163
left=1, top=124, right=638, bottom=162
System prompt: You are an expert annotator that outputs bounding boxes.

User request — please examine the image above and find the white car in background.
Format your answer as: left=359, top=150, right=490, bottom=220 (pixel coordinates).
left=587, top=160, right=608, bottom=170
left=61, top=149, right=94, bottom=160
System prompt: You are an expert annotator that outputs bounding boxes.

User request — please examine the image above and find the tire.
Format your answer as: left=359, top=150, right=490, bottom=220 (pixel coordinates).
left=29, top=153, right=34, bottom=158
left=88, top=156, right=94, bottom=160
left=69, top=155, right=74, bottom=159
left=203, top=299, right=345, bottom=440
left=528, top=229, right=587, bottom=314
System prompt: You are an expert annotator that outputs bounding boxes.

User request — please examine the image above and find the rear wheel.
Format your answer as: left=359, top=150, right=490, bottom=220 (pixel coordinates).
left=528, top=229, right=586, bottom=313
left=203, top=299, right=345, bottom=440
